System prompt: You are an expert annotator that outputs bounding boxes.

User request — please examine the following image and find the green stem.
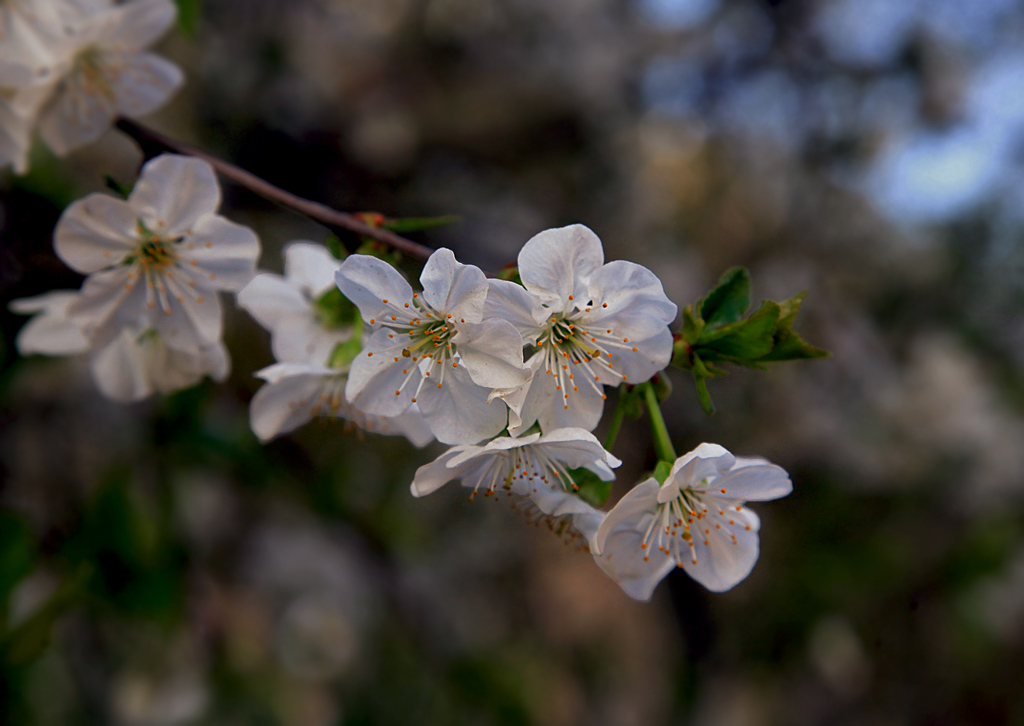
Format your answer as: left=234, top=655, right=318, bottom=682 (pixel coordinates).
left=643, top=381, right=677, bottom=463
left=603, top=388, right=628, bottom=451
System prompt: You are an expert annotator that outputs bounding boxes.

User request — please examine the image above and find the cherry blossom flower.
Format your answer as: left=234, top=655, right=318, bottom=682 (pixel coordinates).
left=54, top=153, right=260, bottom=353
left=89, top=326, right=228, bottom=402
left=486, top=224, right=677, bottom=433
left=410, top=427, right=620, bottom=515
left=335, top=248, right=529, bottom=445
left=593, top=443, right=792, bottom=599
left=237, top=242, right=351, bottom=366
left=34, top=0, right=183, bottom=156
left=10, top=289, right=229, bottom=402
left=249, top=361, right=433, bottom=446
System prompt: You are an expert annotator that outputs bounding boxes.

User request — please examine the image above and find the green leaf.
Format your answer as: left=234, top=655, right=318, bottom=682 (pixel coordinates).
left=174, top=0, right=200, bottom=35
left=571, top=468, right=613, bottom=508
left=698, top=300, right=780, bottom=361
left=698, top=267, right=750, bottom=330
left=757, top=292, right=831, bottom=362
left=680, top=304, right=704, bottom=344
left=383, top=215, right=460, bottom=233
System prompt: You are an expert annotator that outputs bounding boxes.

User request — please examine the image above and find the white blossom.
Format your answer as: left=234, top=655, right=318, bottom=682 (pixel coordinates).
left=486, top=224, right=677, bottom=433
left=10, top=289, right=229, bottom=402
left=250, top=361, right=433, bottom=446
left=410, top=427, right=620, bottom=515
left=593, top=443, right=792, bottom=600
left=54, top=153, right=260, bottom=354
left=34, top=0, right=183, bottom=156
left=237, top=242, right=350, bottom=366
left=335, top=248, right=529, bottom=445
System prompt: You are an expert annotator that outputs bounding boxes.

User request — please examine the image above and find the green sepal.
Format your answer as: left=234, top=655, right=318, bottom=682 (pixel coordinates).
left=570, top=468, right=613, bottom=508
left=652, top=460, right=673, bottom=485
left=497, top=266, right=522, bottom=285
left=383, top=215, right=460, bottom=233
left=756, top=292, right=830, bottom=362
left=680, top=304, right=704, bottom=344
left=697, top=267, right=750, bottom=331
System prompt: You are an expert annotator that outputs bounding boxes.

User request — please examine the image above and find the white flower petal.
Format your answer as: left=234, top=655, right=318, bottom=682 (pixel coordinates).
left=150, top=279, right=224, bottom=352
left=419, top=247, right=487, bottom=322
left=68, top=266, right=148, bottom=349
left=664, top=442, right=736, bottom=497
left=521, top=367, right=606, bottom=434
left=236, top=273, right=309, bottom=330
left=90, top=329, right=152, bottom=402
left=410, top=447, right=472, bottom=497
left=273, top=316, right=347, bottom=366
left=344, top=329, right=420, bottom=417
left=715, top=460, right=793, bottom=501
left=594, top=478, right=660, bottom=555
left=536, top=427, right=622, bottom=478
left=53, top=193, right=138, bottom=273
left=107, top=51, right=182, bottom=118
left=518, top=224, right=604, bottom=308
left=334, top=254, right=414, bottom=324
left=10, top=291, right=90, bottom=355
left=585, top=260, right=678, bottom=339
left=38, top=73, right=117, bottom=156
left=128, top=155, right=221, bottom=237
left=284, top=242, right=341, bottom=296
left=249, top=366, right=327, bottom=441
left=454, top=318, right=528, bottom=390
left=484, top=278, right=546, bottom=344
left=102, top=0, right=176, bottom=50
left=416, top=362, right=508, bottom=445
left=592, top=524, right=675, bottom=602
left=681, top=509, right=760, bottom=592
left=179, top=215, right=260, bottom=291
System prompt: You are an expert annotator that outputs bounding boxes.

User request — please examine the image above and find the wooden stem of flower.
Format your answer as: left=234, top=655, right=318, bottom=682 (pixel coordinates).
left=115, top=118, right=436, bottom=261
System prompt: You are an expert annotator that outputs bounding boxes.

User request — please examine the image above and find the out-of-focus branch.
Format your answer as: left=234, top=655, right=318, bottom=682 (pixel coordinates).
left=115, top=118, right=436, bottom=261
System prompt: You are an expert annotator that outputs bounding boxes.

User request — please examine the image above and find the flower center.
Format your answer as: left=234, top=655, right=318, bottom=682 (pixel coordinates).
left=464, top=444, right=579, bottom=503
left=535, top=308, right=636, bottom=411
left=73, top=46, right=115, bottom=100
left=638, top=483, right=752, bottom=566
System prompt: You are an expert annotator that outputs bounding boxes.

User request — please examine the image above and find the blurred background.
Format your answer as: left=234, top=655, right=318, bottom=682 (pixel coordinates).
left=3, top=0, right=1024, bottom=723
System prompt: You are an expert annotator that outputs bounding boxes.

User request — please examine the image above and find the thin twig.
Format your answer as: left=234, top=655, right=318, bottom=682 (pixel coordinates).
left=115, top=118, right=436, bottom=262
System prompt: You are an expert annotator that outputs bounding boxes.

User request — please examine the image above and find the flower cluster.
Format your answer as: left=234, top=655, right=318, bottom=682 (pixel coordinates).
left=13, top=153, right=797, bottom=600
left=12, top=153, right=260, bottom=401
left=0, top=0, right=181, bottom=173
left=327, top=225, right=793, bottom=600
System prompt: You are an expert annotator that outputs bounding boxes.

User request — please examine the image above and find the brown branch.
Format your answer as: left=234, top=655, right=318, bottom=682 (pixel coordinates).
left=115, top=118, right=436, bottom=262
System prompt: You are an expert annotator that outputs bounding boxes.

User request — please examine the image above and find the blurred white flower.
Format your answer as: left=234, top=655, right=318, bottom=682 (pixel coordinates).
left=54, top=153, right=260, bottom=354
left=10, top=289, right=229, bottom=402
left=250, top=361, right=433, bottom=446
left=593, top=443, right=791, bottom=600
left=35, top=0, right=183, bottom=156
left=335, top=248, right=529, bottom=444
left=486, top=224, right=677, bottom=434
left=410, top=427, right=620, bottom=513
left=237, top=242, right=351, bottom=365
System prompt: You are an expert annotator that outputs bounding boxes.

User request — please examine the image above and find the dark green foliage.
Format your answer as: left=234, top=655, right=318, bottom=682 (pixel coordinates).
left=673, top=267, right=829, bottom=414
